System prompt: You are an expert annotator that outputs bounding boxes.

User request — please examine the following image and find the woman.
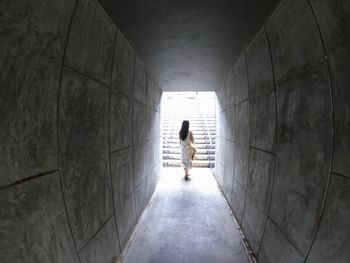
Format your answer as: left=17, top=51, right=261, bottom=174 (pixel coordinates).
left=179, top=120, right=196, bottom=180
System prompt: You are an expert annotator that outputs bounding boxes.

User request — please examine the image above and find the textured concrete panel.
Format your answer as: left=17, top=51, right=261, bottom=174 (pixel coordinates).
left=234, top=100, right=250, bottom=188
left=310, top=0, right=350, bottom=55
left=230, top=179, right=246, bottom=225
left=111, top=148, right=134, bottom=209
left=217, top=111, right=227, bottom=166
left=110, top=92, right=132, bottom=152
left=0, top=173, right=79, bottom=263
left=0, top=0, right=75, bottom=186
left=134, top=57, right=147, bottom=104
left=270, top=64, right=332, bottom=255
left=223, top=140, right=235, bottom=202
left=259, top=219, right=304, bottom=263
left=59, top=68, right=113, bottom=249
left=112, top=32, right=135, bottom=98
left=216, top=87, right=226, bottom=111
left=80, top=216, right=120, bottom=263
left=145, top=108, right=154, bottom=141
left=242, top=149, right=275, bottom=254
left=116, top=192, right=137, bottom=249
left=215, top=163, right=225, bottom=190
left=226, top=105, right=236, bottom=141
left=153, top=85, right=162, bottom=112
left=225, top=70, right=234, bottom=109
left=146, top=75, right=154, bottom=109
left=306, top=174, right=350, bottom=263
left=329, top=50, right=350, bottom=178
left=233, top=54, right=249, bottom=104
left=266, top=0, right=324, bottom=83
left=135, top=177, right=148, bottom=217
left=154, top=136, right=160, bottom=169
left=133, top=101, right=146, bottom=186
left=146, top=140, right=154, bottom=174
left=65, top=0, right=115, bottom=85
left=246, top=28, right=274, bottom=98
left=310, top=0, right=350, bottom=177
left=250, top=91, right=276, bottom=153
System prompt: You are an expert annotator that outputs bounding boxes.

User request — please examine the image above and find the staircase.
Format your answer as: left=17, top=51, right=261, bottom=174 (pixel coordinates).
left=161, top=93, right=216, bottom=168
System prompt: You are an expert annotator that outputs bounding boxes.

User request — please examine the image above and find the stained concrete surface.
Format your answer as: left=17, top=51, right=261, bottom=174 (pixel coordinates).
left=216, top=0, right=350, bottom=261
left=1, top=0, right=161, bottom=261
left=59, top=67, right=113, bottom=249
left=65, top=0, right=116, bottom=86
left=134, top=57, right=147, bottom=105
left=243, top=149, right=275, bottom=254
left=123, top=168, right=251, bottom=263
left=0, top=0, right=75, bottom=186
left=0, top=173, right=80, bottom=263
left=234, top=100, right=249, bottom=188
left=266, top=0, right=324, bottom=83
left=79, top=215, right=120, bottom=263
left=270, top=63, right=332, bottom=256
left=112, top=32, right=135, bottom=98
left=306, top=173, right=350, bottom=263
left=258, top=219, right=304, bottom=263
left=309, top=0, right=350, bottom=178
left=233, top=54, right=249, bottom=104
left=110, top=92, right=133, bottom=152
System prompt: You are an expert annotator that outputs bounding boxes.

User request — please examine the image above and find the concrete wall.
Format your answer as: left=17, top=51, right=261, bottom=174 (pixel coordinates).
left=215, top=0, right=350, bottom=262
left=0, top=0, right=162, bottom=262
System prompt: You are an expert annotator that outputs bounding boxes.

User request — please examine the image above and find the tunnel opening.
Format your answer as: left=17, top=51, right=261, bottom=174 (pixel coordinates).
left=161, top=91, right=216, bottom=169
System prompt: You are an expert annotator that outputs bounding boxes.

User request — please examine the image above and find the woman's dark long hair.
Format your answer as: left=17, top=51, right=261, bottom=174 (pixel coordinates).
left=179, top=120, right=190, bottom=141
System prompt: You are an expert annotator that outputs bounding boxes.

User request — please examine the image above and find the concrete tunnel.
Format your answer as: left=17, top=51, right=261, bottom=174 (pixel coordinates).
left=0, top=0, right=349, bottom=262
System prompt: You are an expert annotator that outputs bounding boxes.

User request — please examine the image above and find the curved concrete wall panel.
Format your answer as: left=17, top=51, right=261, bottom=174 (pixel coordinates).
left=59, top=67, right=114, bottom=249
left=1, top=0, right=162, bottom=260
left=271, top=63, right=332, bottom=255
left=0, top=0, right=75, bottom=186
left=310, top=0, right=350, bottom=178
left=0, top=173, right=80, bottom=262
left=215, top=0, right=350, bottom=261
left=65, top=0, right=115, bottom=86
left=266, top=0, right=324, bottom=84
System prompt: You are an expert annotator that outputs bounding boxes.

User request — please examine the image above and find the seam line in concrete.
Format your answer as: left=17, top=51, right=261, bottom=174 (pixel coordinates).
left=250, top=146, right=276, bottom=156
left=108, top=29, right=123, bottom=253
left=78, top=213, right=115, bottom=253
left=0, top=169, right=59, bottom=192
left=56, top=0, right=82, bottom=261
left=134, top=174, right=147, bottom=190
left=257, top=24, right=279, bottom=258
left=110, top=146, right=133, bottom=154
left=63, top=63, right=111, bottom=90
left=331, top=172, right=350, bottom=180
left=241, top=51, right=250, bottom=227
left=267, top=216, right=305, bottom=258
left=235, top=97, right=249, bottom=106
left=275, top=60, right=326, bottom=87
left=131, top=53, right=138, bottom=217
left=303, top=2, right=335, bottom=261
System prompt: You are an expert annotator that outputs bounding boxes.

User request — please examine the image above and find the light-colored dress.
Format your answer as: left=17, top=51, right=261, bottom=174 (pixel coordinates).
left=180, top=131, right=193, bottom=169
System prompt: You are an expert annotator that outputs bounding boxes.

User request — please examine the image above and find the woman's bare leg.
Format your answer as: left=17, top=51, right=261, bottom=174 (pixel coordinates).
left=184, top=168, right=189, bottom=180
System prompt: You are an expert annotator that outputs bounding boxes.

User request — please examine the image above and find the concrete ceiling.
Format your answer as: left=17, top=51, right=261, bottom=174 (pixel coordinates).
left=99, top=0, right=281, bottom=91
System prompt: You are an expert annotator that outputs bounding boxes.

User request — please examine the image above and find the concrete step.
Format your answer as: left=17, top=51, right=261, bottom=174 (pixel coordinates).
left=163, top=154, right=215, bottom=161
left=163, top=148, right=215, bottom=155
left=163, top=160, right=215, bottom=168
left=163, top=135, right=215, bottom=140
left=163, top=138, right=215, bottom=144
left=162, top=143, right=215, bottom=149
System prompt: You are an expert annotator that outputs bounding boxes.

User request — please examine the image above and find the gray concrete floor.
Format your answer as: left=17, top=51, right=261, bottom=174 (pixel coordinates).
left=122, top=168, right=251, bottom=263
